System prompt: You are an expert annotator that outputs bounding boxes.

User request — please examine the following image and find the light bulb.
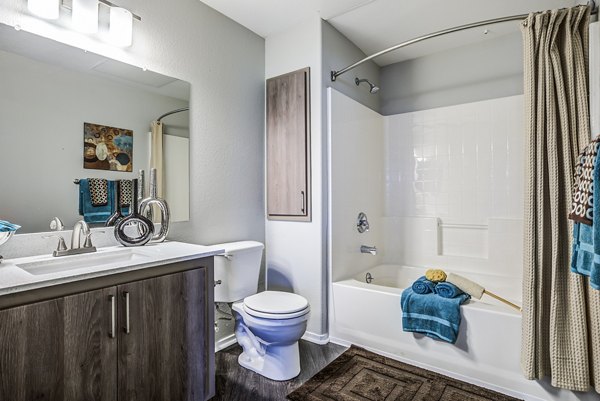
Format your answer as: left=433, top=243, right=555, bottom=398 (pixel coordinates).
left=107, top=7, right=133, bottom=47
left=28, top=0, right=60, bottom=19
left=72, top=0, right=99, bottom=33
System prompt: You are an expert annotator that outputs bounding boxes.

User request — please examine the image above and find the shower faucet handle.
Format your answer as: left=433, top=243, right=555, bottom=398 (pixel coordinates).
left=357, top=212, right=370, bottom=233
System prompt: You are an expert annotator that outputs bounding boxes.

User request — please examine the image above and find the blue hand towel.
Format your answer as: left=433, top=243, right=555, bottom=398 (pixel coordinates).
left=78, top=179, right=114, bottom=224
left=434, top=281, right=465, bottom=298
left=571, top=222, right=600, bottom=289
left=571, top=145, right=600, bottom=290
left=401, top=287, right=470, bottom=344
left=411, top=276, right=436, bottom=294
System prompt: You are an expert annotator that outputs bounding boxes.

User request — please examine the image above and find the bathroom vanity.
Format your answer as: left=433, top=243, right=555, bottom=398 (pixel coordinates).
left=0, top=241, right=222, bottom=401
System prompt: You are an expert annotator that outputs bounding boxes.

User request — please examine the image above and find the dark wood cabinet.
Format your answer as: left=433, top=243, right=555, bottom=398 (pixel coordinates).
left=267, top=67, right=311, bottom=221
left=0, top=287, right=117, bottom=401
left=0, top=262, right=213, bottom=401
left=118, top=269, right=207, bottom=401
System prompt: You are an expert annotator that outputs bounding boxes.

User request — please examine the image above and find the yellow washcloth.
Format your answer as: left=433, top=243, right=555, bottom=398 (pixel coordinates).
left=425, top=268, right=447, bottom=282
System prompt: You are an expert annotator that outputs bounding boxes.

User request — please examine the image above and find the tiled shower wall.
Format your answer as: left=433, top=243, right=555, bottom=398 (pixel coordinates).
left=385, top=95, right=524, bottom=221
left=328, top=91, right=525, bottom=283
left=383, top=95, right=525, bottom=280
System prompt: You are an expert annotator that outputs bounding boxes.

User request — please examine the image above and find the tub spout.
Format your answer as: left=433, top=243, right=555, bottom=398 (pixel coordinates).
left=361, top=245, right=377, bottom=255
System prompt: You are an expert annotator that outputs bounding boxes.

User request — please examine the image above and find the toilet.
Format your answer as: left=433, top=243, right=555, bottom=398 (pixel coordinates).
left=213, top=241, right=310, bottom=381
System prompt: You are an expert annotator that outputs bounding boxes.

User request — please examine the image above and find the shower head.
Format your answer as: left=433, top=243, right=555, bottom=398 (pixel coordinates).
left=355, top=77, right=380, bottom=94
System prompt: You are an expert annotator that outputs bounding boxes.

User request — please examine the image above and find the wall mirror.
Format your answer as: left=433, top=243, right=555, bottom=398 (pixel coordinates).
left=0, top=23, right=191, bottom=234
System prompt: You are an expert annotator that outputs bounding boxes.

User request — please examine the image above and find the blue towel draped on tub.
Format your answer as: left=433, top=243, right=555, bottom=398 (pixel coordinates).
left=401, top=288, right=470, bottom=343
left=411, top=276, right=436, bottom=294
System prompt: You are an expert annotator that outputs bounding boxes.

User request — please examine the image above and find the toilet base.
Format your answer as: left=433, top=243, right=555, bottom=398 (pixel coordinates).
left=238, top=342, right=301, bottom=381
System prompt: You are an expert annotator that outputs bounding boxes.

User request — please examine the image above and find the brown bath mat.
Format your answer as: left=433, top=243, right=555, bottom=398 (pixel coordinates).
left=287, top=345, right=522, bottom=401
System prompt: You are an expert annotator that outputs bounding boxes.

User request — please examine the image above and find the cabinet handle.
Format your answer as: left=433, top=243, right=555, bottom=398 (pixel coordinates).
left=109, top=295, right=116, bottom=338
left=123, top=291, right=130, bottom=334
left=301, top=191, right=305, bottom=214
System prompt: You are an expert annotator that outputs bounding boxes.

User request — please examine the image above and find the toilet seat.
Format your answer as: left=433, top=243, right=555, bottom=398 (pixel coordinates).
left=243, top=291, right=309, bottom=319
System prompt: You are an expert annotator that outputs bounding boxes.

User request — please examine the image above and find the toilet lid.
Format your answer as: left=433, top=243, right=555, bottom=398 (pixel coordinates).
left=243, top=291, right=309, bottom=317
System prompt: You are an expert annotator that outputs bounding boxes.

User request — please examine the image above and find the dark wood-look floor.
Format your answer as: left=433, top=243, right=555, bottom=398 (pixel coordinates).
left=212, top=340, right=347, bottom=401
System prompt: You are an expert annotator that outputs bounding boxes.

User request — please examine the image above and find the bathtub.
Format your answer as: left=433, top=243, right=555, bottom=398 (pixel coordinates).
left=329, top=264, right=591, bottom=401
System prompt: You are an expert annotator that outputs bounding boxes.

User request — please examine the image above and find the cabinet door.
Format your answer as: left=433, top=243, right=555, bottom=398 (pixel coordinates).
left=118, top=268, right=208, bottom=401
left=267, top=67, right=311, bottom=221
left=0, top=287, right=118, bottom=401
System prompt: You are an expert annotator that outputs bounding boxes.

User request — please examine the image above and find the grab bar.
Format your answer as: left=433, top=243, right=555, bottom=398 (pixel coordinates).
left=437, top=220, right=488, bottom=230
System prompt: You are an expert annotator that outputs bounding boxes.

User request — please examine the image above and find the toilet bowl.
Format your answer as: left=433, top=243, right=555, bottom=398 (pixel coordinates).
left=232, top=291, right=310, bottom=381
left=211, top=241, right=310, bottom=381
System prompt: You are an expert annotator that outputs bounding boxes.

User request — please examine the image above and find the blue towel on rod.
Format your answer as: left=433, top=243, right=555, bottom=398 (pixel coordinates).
left=411, top=276, right=436, bottom=294
left=401, top=288, right=470, bottom=344
left=571, top=144, right=600, bottom=290
left=434, top=281, right=465, bottom=298
left=78, top=180, right=131, bottom=224
left=78, top=179, right=114, bottom=224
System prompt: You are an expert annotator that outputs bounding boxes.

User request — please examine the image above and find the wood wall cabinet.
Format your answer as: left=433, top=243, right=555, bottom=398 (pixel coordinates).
left=267, top=67, right=311, bottom=221
left=0, top=264, right=213, bottom=401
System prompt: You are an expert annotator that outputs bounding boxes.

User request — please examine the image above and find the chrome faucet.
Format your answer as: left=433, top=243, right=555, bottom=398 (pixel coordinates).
left=360, top=245, right=377, bottom=255
left=48, top=219, right=97, bottom=257
left=71, top=220, right=91, bottom=250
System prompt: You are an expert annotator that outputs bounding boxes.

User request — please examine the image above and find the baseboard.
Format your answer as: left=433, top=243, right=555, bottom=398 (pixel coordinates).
left=216, top=331, right=329, bottom=351
left=302, top=331, right=329, bottom=345
left=215, top=333, right=237, bottom=352
left=329, top=336, right=351, bottom=347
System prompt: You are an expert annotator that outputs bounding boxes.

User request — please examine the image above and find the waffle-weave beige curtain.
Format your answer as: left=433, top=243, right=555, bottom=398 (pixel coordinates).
left=521, top=5, right=600, bottom=392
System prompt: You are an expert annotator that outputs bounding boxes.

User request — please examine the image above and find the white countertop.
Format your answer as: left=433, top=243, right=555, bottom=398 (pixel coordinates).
left=0, top=241, right=224, bottom=297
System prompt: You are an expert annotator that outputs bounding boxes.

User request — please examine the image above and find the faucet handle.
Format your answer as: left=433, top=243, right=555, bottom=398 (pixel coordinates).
left=83, top=233, right=93, bottom=248
left=43, top=234, right=68, bottom=252
left=83, top=230, right=105, bottom=248
left=49, top=217, right=64, bottom=231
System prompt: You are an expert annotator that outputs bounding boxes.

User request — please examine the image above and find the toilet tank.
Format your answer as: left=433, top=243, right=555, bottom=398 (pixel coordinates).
left=212, top=241, right=264, bottom=303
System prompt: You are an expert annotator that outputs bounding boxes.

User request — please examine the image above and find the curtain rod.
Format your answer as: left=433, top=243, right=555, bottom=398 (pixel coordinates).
left=330, top=3, right=597, bottom=82
left=156, top=107, right=189, bottom=122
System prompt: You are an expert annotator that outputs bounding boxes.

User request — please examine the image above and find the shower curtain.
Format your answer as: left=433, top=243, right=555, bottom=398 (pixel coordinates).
left=521, top=5, right=600, bottom=392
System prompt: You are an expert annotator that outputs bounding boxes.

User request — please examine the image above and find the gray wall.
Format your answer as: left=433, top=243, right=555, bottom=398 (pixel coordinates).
left=379, top=32, right=523, bottom=115
left=0, top=49, right=187, bottom=233
left=0, top=0, right=266, bottom=245
left=322, top=21, right=381, bottom=113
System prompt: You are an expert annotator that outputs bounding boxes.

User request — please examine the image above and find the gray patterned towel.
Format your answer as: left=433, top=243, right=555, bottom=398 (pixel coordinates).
left=569, top=138, right=600, bottom=225
left=88, top=178, right=108, bottom=207
left=119, top=180, right=132, bottom=207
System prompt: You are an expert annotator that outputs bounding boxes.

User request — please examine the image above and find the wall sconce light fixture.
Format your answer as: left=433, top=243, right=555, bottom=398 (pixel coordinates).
left=28, top=0, right=60, bottom=19
left=72, top=0, right=99, bottom=33
left=25, top=0, right=140, bottom=47
left=107, top=6, right=133, bottom=47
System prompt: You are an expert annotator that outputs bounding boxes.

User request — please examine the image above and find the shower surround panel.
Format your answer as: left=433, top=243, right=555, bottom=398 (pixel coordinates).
left=383, top=95, right=524, bottom=279
left=326, top=90, right=591, bottom=401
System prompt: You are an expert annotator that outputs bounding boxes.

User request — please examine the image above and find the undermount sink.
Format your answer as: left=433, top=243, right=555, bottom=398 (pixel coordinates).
left=16, top=248, right=151, bottom=276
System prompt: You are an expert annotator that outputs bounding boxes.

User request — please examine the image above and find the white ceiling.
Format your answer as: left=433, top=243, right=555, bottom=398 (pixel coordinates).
left=199, top=0, right=582, bottom=66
